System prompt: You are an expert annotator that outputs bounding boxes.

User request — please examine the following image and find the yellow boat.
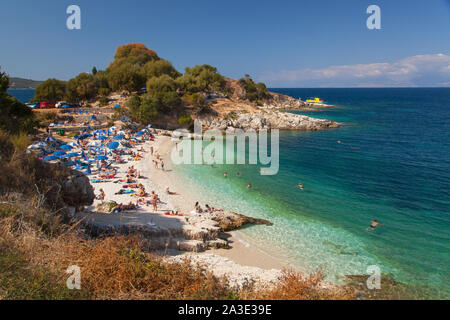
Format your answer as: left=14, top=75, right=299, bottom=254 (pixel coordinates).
left=305, top=97, right=324, bottom=104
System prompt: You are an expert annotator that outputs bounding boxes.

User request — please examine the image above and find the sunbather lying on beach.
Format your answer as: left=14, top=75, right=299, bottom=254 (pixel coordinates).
left=115, top=189, right=136, bottom=195
left=165, top=187, right=178, bottom=195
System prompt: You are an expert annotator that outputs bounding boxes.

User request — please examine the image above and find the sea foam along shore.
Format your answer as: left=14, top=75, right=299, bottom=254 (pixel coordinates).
left=76, top=132, right=291, bottom=288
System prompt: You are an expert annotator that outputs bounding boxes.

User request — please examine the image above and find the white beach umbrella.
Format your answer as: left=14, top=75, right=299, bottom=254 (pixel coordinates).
left=87, top=141, right=100, bottom=147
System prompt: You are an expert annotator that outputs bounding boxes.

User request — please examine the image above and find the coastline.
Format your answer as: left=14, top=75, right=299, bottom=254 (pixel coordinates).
left=140, top=135, right=297, bottom=272
left=78, top=133, right=297, bottom=287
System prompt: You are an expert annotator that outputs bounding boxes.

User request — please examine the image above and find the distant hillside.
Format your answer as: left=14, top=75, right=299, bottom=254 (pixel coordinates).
left=9, top=77, right=42, bottom=89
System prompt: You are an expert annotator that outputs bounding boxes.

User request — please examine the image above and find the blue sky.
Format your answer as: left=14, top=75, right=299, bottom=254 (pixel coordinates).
left=1, top=0, right=449, bottom=87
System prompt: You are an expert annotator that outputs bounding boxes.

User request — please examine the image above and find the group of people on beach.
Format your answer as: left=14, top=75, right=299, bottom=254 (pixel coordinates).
left=192, top=202, right=223, bottom=215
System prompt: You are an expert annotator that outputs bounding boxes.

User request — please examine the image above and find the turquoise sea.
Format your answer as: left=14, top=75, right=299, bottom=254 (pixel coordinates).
left=9, top=88, right=450, bottom=297
left=172, top=88, right=450, bottom=298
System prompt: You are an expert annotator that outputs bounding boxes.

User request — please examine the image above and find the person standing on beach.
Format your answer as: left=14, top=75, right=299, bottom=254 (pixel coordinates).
left=161, top=160, right=165, bottom=171
left=150, top=146, right=154, bottom=156
left=151, top=191, right=158, bottom=212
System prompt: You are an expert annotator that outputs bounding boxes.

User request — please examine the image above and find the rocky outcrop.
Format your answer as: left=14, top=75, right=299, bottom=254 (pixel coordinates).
left=199, top=111, right=339, bottom=131
left=61, top=172, right=95, bottom=208
left=78, top=209, right=272, bottom=253
left=262, top=93, right=308, bottom=110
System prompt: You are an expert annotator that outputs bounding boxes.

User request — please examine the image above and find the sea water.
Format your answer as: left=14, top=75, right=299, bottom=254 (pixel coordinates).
left=9, top=88, right=449, bottom=297
left=173, top=88, right=450, bottom=298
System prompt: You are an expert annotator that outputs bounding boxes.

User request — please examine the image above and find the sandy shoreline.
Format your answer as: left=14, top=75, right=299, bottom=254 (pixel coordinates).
left=137, top=135, right=293, bottom=271
left=78, top=132, right=298, bottom=286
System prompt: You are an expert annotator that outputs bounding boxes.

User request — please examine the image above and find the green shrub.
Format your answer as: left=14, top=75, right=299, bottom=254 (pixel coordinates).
left=178, top=114, right=193, bottom=125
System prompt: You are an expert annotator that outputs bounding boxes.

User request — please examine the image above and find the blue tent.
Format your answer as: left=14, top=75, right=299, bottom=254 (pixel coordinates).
left=108, top=142, right=119, bottom=150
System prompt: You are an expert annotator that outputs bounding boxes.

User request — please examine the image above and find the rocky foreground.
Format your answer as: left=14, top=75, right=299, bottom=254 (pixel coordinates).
left=78, top=203, right=273, bottom=253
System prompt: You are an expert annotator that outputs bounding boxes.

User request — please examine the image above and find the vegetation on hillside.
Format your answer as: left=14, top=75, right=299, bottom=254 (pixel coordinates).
left=0, top=71, right=39, bottom=134
left=8, top=77, right=43, bottom=89
left=30, top=43, right=272, bottom=126
left=238, top=75, right=271, bottom=102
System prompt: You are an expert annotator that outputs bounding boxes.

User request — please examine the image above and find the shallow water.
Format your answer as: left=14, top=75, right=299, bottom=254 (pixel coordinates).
left=172, top=88, right=450, bottom=298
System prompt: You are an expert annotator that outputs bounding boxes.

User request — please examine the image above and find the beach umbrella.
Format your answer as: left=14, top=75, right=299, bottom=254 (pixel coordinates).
left=95, top=155, right=108, bottom=161
left=108, top=142, right=119, bottom=150
left=68, top=142, right=77, bottom=147
left=60, top=144, right=73, bottom=150
left=98, top=136, right=108, bottom=141
left=87, top=141, right=100, bottom=147
left=45, top=137, right=56, bottom=142
left=147, top=124, right=152, bottom=128
left=34, top=142, right=48, bottom=148
left=113, top=135, right=124, bottom=140
left=135, top=132, right=144, bottom=137
left=43, top=155, right=58, bottom=161
left=53, top=151, right=66, bottom=156
left=63, top=161, right=76, bottom=166
left=66, top=152, right=80, bottom=158
left=78, top=134, right=89, bottom=140
left=114, top=104, right=120, bottom=108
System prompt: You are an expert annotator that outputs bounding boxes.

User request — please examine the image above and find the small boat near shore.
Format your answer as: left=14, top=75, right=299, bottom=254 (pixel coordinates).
left=305, top=97, right=325, bottom=104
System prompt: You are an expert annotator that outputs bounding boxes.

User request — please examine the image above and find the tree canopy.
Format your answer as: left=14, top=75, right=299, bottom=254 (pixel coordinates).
left=66, top=73, right=99, bottom=102
left=176, top=65, right=225, bottom=93
left=33, top=79, right=67, bottom=103
left=238, top=76, right=271, bottom=102
left=0, top=71, right=38, bottom=134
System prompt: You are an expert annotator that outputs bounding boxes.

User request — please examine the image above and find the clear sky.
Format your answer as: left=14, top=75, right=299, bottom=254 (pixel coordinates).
left=1, top=0, right=449, bottom=87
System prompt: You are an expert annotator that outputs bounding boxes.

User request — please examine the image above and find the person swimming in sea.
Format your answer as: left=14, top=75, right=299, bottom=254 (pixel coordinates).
left=298, top=183, right=304, bottom=190
left=368, top=219, right=383, bottom=230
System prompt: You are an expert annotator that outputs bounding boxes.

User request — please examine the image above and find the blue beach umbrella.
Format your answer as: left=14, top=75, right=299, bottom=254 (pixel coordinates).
left=108, top=142, right=119, bottom=150
left=66, top=152, right=80, bottom=158
left=53, top=151, right=66, bottom=156
left=43, top=155, right=58, bottom=161
left=114, top=104, right=120, bottom=108
left=135, top=132, right=144, bottom=137
left=113, top=135, right=124, bottom=140
left=98, top=136, right=108, bottom=141
left=60, top=144, right=73, bottom=150
left=95, top=155, right=108, bottom=161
